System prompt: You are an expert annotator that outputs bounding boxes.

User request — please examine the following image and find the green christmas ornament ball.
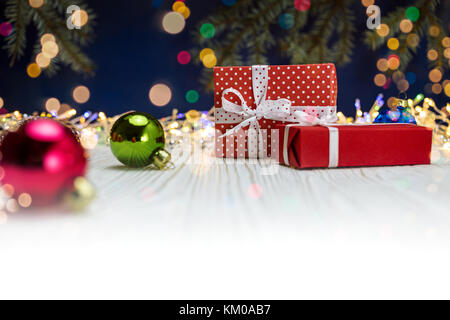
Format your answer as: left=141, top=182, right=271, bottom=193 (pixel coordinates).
left=110, top=111, right=171, bottom=169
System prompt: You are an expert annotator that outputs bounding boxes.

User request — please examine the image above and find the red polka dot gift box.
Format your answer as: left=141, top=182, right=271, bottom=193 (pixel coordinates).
left=214, top=64, right=338, bottom=159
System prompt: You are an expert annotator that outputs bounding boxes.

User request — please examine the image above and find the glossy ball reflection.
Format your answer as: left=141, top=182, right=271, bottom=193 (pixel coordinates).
left=0, top=118, right=87, bottom=206
left=110, top=112, right=166, bottom=168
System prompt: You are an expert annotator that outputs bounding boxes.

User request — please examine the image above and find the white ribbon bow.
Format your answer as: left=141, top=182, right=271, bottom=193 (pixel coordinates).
left=219, top=87, right=297, bottom=138
left=219, top=89, right=337, bottom=138
left=293, top=110, right=338, bottom=126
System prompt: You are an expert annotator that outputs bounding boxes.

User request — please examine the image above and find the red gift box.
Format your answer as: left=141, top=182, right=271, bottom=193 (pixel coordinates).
left=278, top=124, right=432, bottom=169
left=214, top=64, right=338, bottom=158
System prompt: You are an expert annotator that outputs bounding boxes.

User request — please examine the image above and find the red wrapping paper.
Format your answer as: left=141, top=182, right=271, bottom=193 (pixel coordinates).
left=278, top=124, right=432, bottom=168
left=214, top=64, right=338, bottom=158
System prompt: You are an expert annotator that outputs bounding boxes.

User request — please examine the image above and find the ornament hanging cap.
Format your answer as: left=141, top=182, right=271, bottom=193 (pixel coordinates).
left=393, top=98, right=407, bottom=108
left=152, top=148, right=172, bottom=169
left=394, top=92, right=408, bottom=108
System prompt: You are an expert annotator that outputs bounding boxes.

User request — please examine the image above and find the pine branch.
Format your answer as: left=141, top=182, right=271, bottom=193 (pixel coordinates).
left=363, top=0, right=448, bottom=76
left=195, top=0, right=288, bottom=91
left=4, top=0, right=31, bottom=67
left=31, top=34, right=60, bottom=76
left=332, top=0, right=355, bottom=65
left=217, top=0, right=283, bottom=66
left=51, top=0, right=96, bottom=46
left=364, top=7, right=405, bottom=50
left=395, top=0, right=430, bottom=73
left=32, top=3, right=95, bottom=75
left=305, top=0, right=344, bottom=57
left=1, top=0, right=96, bottom=76
left=193, top=0, right=358, bottom=92
left=424, top=5, right=448, bottom=71
left=281, top=8, right=308, bottom=63
left=251, top=27, right=265, bottom=65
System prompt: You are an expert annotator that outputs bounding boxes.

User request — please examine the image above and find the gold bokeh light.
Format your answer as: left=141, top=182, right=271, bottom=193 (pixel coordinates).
left=444, top=83, right=450, bottom=97
left=444, top=48, right=450, bottom=59
left=427, top=49, right=438, bottom=61
left=376, top=24, right=390, bottom=37
left=149, top=84, right=172, bottom=107
left=397, top=79, right=409, bottom=92
left=42, top=41, right=59, bottom=59
left=388, top=57, right=400, bottom=70
left=376, top=58, right=388, bottom=72
left=71, top=9, right=89, bottom=27
left=429, top=25, right=440, bottom=37
left=202, top=54, right=217, bottom=68
left=27, top=63, right=41, bottom=78
left=361, top=0, right=374, bottom=7
left=387, top=38, right=399, bottom=50
left=18, top=193, right=32, bottom=208
left=73, top=86, right=90, bottom=104
left=29, top=0, right=44, bottom=8
left=406, top=33, right=419, bottom=47
left=429, top=68, right=442, bottom=83
left=399, top=19, right=413, bottom=33
left=374, top=73, right=386, bottom=87
left=432, top=83, right=442, bottom=94
left=40, top=33, right=55, bottom=46
left=442, top=37, right=450, bottom=48
left=45, top=97, right=61, bottom=113
left=36, top=53, right=51, bottom=68
left=392, top=71, right=404, bottom=83
left=162, top=12, right=185, bottom=34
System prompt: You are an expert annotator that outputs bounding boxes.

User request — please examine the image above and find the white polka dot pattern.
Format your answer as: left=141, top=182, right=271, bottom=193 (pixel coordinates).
left=252, top=65, right=268, bottom=106
left=214, top=64, right=338, bottom=158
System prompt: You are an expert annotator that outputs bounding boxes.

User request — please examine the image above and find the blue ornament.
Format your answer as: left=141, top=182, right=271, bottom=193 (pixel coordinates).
left=374, top=102, right=417, bottom=124
left=278, top=13, right=295, bottom=30
left=373, top=106, right=392, bottom=123
left=387, top=109, right=401, bottom=122
left=398, top=106, right=417, bottom=124
left=222, top=0, right=237, bottom=6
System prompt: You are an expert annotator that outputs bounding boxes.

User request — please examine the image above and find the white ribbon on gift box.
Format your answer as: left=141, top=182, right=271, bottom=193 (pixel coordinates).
left=216, top=65, right=337, bottom=157
left=283, top=123, right=339, bottom=168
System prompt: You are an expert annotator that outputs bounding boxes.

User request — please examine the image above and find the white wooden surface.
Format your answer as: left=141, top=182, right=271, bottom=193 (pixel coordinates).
left=0, top=144, right=449, bottom=299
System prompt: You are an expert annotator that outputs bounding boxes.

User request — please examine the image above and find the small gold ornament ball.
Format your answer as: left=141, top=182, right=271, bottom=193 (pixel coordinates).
left=185, top=109, right=201, bottom=123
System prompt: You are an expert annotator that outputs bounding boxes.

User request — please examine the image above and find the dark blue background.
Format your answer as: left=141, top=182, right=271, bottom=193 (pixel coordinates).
left=0, top=0, right=448, bottom=118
